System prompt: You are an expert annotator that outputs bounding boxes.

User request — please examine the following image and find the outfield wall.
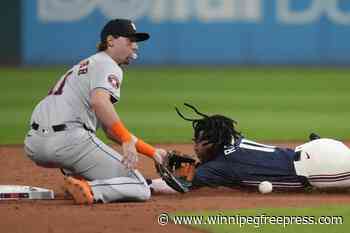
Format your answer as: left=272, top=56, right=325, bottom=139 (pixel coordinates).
left=0, top=1, right=21, bottom=65
left=22, top=0, right=350, bottom=65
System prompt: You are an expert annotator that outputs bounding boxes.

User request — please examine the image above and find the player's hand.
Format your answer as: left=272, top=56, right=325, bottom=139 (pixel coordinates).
left=122, top=136, right=139, bottom=170
left=153, top=148, right=167, bottom=165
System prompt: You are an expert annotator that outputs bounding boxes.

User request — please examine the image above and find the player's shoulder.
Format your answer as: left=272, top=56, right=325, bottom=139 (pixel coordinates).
left=88, top=52, right=123, bottom=76
left=197, top=159, right=227, bottom=173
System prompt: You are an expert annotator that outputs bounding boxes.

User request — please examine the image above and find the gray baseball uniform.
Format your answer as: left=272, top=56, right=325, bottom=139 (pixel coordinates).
left=24, top=52, right=150, bottom=203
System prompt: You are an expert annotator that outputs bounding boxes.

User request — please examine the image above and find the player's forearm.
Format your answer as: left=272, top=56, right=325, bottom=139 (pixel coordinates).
left=91, top=90, right=124, bottom=145
left=102, top=124, right=122, bottom=145
left=91, top=91, right=121, bottom=129
left=90, top=89, right=156, bottom=158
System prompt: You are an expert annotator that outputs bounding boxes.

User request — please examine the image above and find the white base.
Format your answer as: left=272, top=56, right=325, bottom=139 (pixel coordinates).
left=0, top=185, right=54, bottom=200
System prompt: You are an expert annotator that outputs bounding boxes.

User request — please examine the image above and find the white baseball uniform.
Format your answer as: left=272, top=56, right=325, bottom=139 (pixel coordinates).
left=24, top=52, right=150, bottom=203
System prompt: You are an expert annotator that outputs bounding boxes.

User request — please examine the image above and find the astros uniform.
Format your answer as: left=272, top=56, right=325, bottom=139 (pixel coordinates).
left=192, top=138, right=350, bottom=190
left=24, top=52, right=150, bottom=203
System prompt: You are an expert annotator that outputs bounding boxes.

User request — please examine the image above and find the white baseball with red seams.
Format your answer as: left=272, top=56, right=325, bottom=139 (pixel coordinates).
left=258, top=181, right=273, bottom=194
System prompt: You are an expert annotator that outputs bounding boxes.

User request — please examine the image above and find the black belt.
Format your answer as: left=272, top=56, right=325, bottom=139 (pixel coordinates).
left=31, top=122, right=93, bottom=133
left=31, top=122, right=66, bottom=132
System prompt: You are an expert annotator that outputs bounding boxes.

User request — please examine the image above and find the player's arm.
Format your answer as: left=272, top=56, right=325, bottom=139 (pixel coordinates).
left=191, top=162, right=239, bottom=189
left=101, top=123, right=122, bottom=145
left=90, top=89, right=166, bottom=166
left=90, top=90, right=123, bottom=145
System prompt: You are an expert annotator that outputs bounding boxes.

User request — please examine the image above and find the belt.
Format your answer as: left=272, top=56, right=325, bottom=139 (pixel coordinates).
left=31, top=122, right=93, bottom=133
left=31, top=122, right=66, bottom=132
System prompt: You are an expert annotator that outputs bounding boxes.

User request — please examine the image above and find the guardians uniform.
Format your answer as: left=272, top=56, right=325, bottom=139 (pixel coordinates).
left=193, top=138, right=350, bottom=190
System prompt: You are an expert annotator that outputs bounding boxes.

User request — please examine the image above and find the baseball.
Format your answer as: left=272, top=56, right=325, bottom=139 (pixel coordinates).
left=258, top=181, right=273, bottom=194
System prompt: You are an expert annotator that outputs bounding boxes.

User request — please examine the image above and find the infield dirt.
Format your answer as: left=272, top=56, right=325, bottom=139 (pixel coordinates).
left=1, top=142, right=350, bottom=233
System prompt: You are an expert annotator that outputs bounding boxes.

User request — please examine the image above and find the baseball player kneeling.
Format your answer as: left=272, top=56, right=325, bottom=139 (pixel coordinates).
left=150, top=104, right=350, bottom=194
left=24, top=19, right=167, bottom=204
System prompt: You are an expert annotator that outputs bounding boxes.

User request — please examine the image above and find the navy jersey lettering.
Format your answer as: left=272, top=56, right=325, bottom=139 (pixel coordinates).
left=192, top=139, right=308, bottom=189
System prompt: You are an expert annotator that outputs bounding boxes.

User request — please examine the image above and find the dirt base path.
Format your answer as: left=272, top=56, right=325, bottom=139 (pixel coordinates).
left=1, top=142, right=350, bottom=233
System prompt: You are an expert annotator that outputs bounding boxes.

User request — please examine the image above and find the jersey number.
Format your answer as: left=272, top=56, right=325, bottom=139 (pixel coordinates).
left=48, top=70, right=73, bottom=95
left=48, top=61, right=89, bottom=95
left=239, top=140, right=276, bottom=153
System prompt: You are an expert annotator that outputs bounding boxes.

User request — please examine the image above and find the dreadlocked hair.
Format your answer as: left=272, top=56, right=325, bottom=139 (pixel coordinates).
left=175, top=103, right=241, bottom=150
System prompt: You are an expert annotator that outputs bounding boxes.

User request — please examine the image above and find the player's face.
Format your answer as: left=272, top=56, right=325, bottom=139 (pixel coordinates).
left=193, top=131, right=215, bottom=163
left=194, top=140, right=215, bottom=163
left=109, top=36, right=138, bottom=65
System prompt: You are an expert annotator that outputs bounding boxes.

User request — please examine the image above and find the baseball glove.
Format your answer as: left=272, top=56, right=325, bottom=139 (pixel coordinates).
left=155, top=151, right=199, bottom=193
left=166, top=150, right=198, bottom=181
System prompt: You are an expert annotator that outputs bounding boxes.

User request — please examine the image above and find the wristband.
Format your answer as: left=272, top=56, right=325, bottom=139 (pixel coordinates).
left=111, top=121, right=132, bottom=143
left=136, top=139, right=156, bottom=157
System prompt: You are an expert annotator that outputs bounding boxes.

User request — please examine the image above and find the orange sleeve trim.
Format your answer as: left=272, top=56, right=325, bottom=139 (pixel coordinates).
left=111, top=121, right=132, bottom=143
left=136, top=139, right=156, bottom=158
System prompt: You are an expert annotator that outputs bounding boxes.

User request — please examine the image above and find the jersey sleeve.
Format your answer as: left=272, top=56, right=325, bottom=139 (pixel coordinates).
left=191, top=161, right=240, bottom=189
left=89, top=61, right=123, bottom=103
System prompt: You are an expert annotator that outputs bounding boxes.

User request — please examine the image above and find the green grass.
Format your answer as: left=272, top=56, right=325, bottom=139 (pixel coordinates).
left=173, top=205, right=350, bottom=233
left=1, top=66, right=349, bottom=144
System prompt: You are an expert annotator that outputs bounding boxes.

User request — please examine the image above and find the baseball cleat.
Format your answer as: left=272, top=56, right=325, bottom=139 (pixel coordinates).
left=63, top=176, right=94, bottom=205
